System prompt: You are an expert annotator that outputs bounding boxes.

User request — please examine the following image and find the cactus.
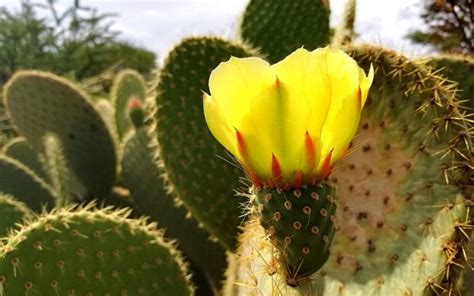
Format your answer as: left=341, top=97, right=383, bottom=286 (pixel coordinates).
left=95, top=99, right=117, bottom=136
left=0, top=155, right=56, bottom=212
left=0, top=203, right=194, bottom=295
left=2, top=137, right=47, bottom=180
left=239, top=0, right=330, bottom=63
left=41, top=134, right=75, bottom=206
left=0, top=193, right=32, bottom=237
left=332, top=0, right=357, bottom=46
left=111, top=69, right=147, bottom=138
left=0, top=1, right=472, bottom=294
left=426, top=54, right=474, bottom=110
left=121, top=127, right=227, bottom=294
left=3, top=71, right=117, bottom=199
left=155, top=37, right=252, bottom=250
left=224, top=44, right=472, bottom=295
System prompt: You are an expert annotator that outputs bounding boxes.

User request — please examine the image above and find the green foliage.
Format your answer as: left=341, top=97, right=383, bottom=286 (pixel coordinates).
left=239, top=0, right=330, bottom=63
left=155, top=37, right=251, bottom=251
left=406, top=0, right=473, bottom=54
left=121, top=128, right=227, bottom=294
left=0, top=0, right=156, bottom=83
left=4, top=70, right=117, bottom=199
left=0, top=203, right=194, bottom=295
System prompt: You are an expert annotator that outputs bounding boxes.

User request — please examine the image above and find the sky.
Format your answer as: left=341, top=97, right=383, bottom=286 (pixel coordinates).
left=2, top=0, right=432, bottom=62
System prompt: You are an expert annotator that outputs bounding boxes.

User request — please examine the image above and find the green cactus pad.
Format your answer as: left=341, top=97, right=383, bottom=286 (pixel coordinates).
left=254, top=184, right=337, bottom=284
left=227, top=45, right=472, bottom=295
left=0, top=193, right=32, bottom=237
left=155, top=37, right=252, bottom=250
left=95, top=99, right=117, bottom=137
left=42, top=134, right=75, bottom=206
left=427, top=55, right=474, bottom=110
left=2, top=137, right=47, bottom=180
left=0, top=155, right=56, bottom=212
left=239, top=0, right=330, bottom=63
left=121, top=128, right=227, bottom=293
left=0, top=203, right=194, bottom=295
left=111, top=69, right=147, bottom=138
left=3, top=71, right=117, bottom=199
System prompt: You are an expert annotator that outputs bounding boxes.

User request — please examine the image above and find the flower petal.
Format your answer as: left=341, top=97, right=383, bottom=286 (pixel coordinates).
left=203, top=93, right=236, bottom=157
left=271, top=48, right=331, bottom=179
left=209, top=56, right=279, bottom=178
left=359, top=64, right=374, bottom=107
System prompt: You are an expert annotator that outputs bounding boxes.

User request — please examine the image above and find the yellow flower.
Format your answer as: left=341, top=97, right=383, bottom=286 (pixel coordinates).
left=203, top=47, right=374, bottom=188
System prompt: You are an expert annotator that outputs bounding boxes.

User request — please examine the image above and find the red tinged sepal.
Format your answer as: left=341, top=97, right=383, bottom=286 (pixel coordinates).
left=305, top=131, right=316, bottom=174
left=357, top=86, right=362, bottom=111
left=271, top=154, right=282, bottom=187
left=317, top=150, right=333, bottom=182
left=292, top=170, right=302, bottom=188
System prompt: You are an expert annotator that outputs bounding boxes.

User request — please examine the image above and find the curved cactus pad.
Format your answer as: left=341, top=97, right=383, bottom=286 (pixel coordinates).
left=155, top=37, right=251, bottom=250
left=0, top=203, right=194, bottom=295
left=2, top=137, right=46, bottom=180
left=228, top=45, right=472, bottom=295
left=240, top=0, right=330, bottom=63
left=4, top=71, right=117, bottom=199
left=0, top=155, right=55, bottom=212
left=0, top=193, right=32, bottom=237
left=121, top=128, right=227, bottom=292
left=111, top=69, right=147, bottom=138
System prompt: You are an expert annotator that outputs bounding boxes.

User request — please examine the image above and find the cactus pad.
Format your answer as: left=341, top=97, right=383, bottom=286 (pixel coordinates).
left=227, top=45, right=472, bottom=295
left=2, top=137, right=46, bottom=180
left=0, top=155, right=56, bottom=212
left=3, top=71, right=117, bottom=199
left=111, top=69, right=147, bottom=138
left=239, top=0, right=330, bottom=63
left=0, top=193, right=32, bottom=237
left=155, top=37, right=252, bottom=250
left=0, top=203, right=194, bottom=295
left=427, top=55, right=474, bottom=110
left=121, top=128, right=227, bottom=293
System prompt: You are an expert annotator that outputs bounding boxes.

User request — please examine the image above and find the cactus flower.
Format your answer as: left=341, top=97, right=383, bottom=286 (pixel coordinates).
left=203, top=47, right=373, bottom=188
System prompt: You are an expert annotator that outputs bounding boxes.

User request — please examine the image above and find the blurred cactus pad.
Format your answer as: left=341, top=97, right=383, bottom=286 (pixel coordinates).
left=0, top=0, right=472, bottom=295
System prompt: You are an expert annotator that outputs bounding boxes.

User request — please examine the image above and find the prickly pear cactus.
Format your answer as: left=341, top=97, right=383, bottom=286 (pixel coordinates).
left=226, top=45, right=472, bottom=295
left=0, top=203, right=194, bottom=295
left=3, top=71, right=117, bottom=199
left=121, top=127, right=227, bottom=294
left=155, top=37, right=252, bottom=250
left=426, top=55, right=474, bottom=110
left=332, top=0, right=357, bottom=46
left=0, top=155, right=56, bottom=212
left=111, top=69, right=147, bottom=138
left=41, top=134, right=74, bottom=206
left=2, top=137, right=47, bottom=180
left=239, top=0, right=330, bottom=63
left=0, top=193, right=32, bottom=237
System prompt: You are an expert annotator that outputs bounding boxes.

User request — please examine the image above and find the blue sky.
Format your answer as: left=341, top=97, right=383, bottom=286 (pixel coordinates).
left=2, top=0, right=432, bottom=61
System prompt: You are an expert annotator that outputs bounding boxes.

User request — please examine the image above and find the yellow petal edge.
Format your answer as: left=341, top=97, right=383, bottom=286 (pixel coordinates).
left=203, top=46, right=374, bottom=188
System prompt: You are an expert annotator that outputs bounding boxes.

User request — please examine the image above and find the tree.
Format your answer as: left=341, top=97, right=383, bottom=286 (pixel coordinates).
left=407, top=0, right=473, bottom=55
left=0, top=0, right=156, bottom=83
